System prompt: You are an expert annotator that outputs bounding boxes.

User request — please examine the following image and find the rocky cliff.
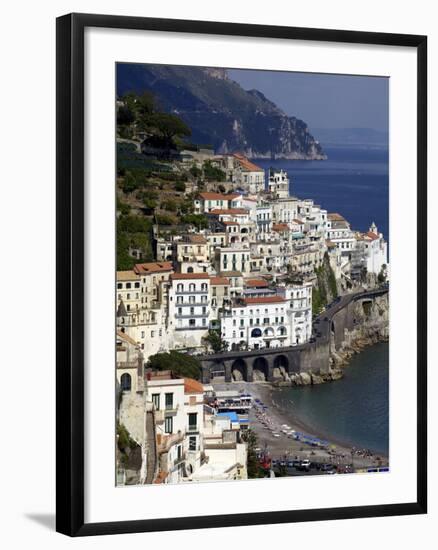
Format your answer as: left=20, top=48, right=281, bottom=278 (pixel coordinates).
left=331, top=294, right=389, bottom=368
left=117, top=64, right=326, bottom=160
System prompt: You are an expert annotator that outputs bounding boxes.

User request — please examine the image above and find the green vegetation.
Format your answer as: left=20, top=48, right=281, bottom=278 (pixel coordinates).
left=117, top=423, right=137, bottom=454
left=312, top=252, right=338, bottom=315
left=180, top=213, right=209, bottom=229
left=147, top=351, right=202, bottom=380
left=202, top=160, right=226, bottom=182
left=117, top=423, right=139, bottom=466
left=116, top=93, right=199, bottom=267
left=377, top=264, right=387, bottom=284
left=241, top=430, right=266, bottom=478
left=202, top=330, right=229, bottom=353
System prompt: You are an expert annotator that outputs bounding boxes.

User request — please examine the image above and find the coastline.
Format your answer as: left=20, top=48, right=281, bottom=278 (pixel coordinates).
left=211, top=379, right=388, bottom=470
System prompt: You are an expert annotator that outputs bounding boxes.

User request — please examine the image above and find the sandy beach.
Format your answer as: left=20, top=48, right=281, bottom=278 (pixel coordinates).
left=212, top=381, right=389, bottom=471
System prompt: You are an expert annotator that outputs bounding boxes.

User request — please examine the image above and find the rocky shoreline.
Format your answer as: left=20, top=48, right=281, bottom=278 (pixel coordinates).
left=272, top=293, right=389, bottom=388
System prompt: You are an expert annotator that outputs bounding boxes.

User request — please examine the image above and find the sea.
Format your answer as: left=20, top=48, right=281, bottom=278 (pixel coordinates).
left=273, top=343, right=389, bottom=454
left=255, top=145, right=389, bottom=455
left=255, top=145, right=389, bottom=240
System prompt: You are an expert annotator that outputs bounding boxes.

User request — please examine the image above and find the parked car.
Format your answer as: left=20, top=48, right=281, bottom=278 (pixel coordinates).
left=320, top=463, right=334, bottom=472
left=299, top=459, right=311, bottom=471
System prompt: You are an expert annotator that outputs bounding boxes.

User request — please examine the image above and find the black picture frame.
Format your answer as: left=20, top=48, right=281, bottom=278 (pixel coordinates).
left=56, top=12, right=427, bottom=537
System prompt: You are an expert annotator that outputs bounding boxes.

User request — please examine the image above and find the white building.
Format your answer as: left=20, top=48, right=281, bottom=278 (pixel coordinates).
left=268, top=169, right=290, bottom=198
left=214, top=246, right=251, bottom=275
left=220, top=284, right=312, bottom=351
left=232, top=153, right=265, bottom=194
left=194, top=192, right=241, bottom=214
left=326, top=213, right=357, bottom=265
left=359, top=222, right=388, bottom=275
left=116, top=262, right=173, bottom=361
left=192, top=411, right=248, bottom=482
left=168, top=273, right=211, bottom=349
left=146, top=372, right=188, bottom=484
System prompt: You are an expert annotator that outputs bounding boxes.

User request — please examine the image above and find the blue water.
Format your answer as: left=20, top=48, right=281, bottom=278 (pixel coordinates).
left=255, top=146, right=389, bottom=240
left=273, top=343, right=389, bottom=455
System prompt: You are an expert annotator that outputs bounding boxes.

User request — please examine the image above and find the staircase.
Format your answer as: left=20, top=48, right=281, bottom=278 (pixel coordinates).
left=145, top=409, right=158, bottom=484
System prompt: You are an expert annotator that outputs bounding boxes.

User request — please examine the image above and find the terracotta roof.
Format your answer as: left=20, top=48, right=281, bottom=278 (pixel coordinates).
left=245, top=279, right=269, bottom=288
left=171, top=273, right=210, bottom=280
left=233, top=153, right=264, bottom=172
left=222, top=220, right=239, bottom=226
left=210, top=208, right=249, bottom=216
left=243, top=296, right=285, bottom=305
left=328, top=213, right=346, bottom=222
left=210, top=276, right=230, bottom=285
left=293, top=219, right=304, bottom=224
left=134, top=262, right=173, bottom=275
left=183, top=234, right=207, bottom=244
left=365, top=231, right=379, bottom=241
left=184, top=378, right=204, bottom=394
left=272, top=223, right=290, bottom=232
left=117, top=270, right=139, bottom=281
left=116, top=330, right=138, bottom=347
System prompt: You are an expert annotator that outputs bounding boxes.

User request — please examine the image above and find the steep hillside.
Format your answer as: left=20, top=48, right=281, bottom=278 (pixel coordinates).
left=117, top=64, right=326, bottom=160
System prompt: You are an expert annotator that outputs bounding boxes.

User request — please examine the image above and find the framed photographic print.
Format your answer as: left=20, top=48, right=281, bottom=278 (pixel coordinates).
left=56, top=13, right=427, bottom=536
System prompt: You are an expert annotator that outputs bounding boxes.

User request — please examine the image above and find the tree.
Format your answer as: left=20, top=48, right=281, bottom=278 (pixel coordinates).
left=181, top=213, right=209, bottom=229
left=189, top=164, right=202, bottom=178
left=148, top=113, right=191, bottom=146
left=241, top=429, right=266, bottom=478
left=202, top=330, right=229, bottom=353
left=147, top=351, right=202, bottom=380
left=203, top=160, right=226, bottom=182
left=377, top=264, right=387, bottom=284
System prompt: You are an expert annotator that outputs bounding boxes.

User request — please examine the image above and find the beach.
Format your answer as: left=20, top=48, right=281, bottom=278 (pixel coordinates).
left=212, top=381, right=389, bottom=472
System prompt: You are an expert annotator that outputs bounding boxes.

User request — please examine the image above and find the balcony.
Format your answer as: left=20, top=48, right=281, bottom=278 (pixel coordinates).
left=175, top=312, right=209, bottom=319
left=175, top=301, right=208, bottom=307
left=186, top=424, right=199, bottom=434
left=176, top=290, right=208, bottom=295
left=155, top=406, right=179, bottom=423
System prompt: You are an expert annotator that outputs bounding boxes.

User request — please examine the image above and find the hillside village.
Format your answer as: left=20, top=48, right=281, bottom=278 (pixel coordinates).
left=115, top=93, right=388, bottom=485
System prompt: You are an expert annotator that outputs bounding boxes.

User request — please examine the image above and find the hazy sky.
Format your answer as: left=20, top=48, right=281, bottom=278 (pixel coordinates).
left=228, top=69, right=389, bottom=133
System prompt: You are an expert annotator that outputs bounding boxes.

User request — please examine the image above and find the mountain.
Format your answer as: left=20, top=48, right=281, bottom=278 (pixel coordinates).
left=117, top=64, right=326, bottom=160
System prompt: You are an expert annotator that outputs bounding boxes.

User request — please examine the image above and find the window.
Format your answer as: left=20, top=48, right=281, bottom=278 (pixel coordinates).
left=177, top=283, right=183, bottom=292
left=135, top=282, right=140, bottom=288
left=165, top=393, right=174, bottom=410
left=126, top=283, right=131, bottom=289
left=188, top=413, right=197, bottom=431
left=164, top=416, right=173, bottom=434
left=120, top=373, right=131, bottom=392
left=189, top=319, right=196, bottom=327
left=117, top=283, right=122, bottom=289
left=152, top=393, right=160, bottom=410
left=189, top=435, right=197, bottom=451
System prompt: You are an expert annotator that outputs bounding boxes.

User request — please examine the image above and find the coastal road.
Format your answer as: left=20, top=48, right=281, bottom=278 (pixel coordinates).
left=312, top=286, right=389, bottom=344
